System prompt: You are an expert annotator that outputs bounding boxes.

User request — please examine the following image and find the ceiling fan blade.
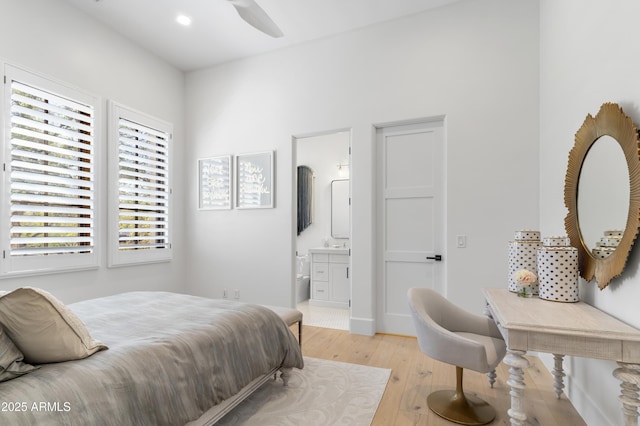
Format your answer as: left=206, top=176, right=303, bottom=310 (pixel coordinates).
left=228, top=0, right=284, bottom=38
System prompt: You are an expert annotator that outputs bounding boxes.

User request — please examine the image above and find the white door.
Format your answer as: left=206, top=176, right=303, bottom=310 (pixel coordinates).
left=376, top=120, right=445, bottom=335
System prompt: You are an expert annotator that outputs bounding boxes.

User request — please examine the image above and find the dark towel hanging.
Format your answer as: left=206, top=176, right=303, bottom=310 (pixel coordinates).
left=297, top=165, right=313, bottom=235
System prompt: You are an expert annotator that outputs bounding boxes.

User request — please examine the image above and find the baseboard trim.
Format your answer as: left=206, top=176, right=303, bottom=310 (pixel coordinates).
left=349, top=316, right=375, bottom=336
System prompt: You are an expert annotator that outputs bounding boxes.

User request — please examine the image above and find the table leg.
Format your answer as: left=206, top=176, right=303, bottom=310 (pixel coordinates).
left=504, top=349, right=530, bottom=426
left=613, top=362, right=640, bottom=426
left=486, top=369, right=497, bottom=388
left=483, top=303, right=497, bottom=389
left=553, top=354, right=565, bottom=399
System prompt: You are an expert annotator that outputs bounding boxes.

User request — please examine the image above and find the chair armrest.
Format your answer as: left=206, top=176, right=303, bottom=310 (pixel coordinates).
left=410, top=304, right=488, bottom=370
left=444, top=302, right=503, bottom=340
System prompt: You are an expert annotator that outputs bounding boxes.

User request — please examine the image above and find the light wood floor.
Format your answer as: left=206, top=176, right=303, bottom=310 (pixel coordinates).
left=299, top=325, right=587, bottom=426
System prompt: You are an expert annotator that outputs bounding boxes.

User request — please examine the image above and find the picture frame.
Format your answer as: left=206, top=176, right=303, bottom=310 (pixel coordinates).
left=198, top=155, right=232, bottom=210
left=235, top=151, right=274, bottom=209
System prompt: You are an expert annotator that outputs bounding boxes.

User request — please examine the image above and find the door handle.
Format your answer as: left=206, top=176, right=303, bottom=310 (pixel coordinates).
left=426, top=255, right=442, bottom=261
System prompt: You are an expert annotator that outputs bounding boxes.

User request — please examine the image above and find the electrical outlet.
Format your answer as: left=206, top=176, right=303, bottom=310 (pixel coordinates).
left=223, top=289, right=228, bottom=298
left=456, top=235, right=467, bottom=248
left=234, top=289, right=240, bottom=299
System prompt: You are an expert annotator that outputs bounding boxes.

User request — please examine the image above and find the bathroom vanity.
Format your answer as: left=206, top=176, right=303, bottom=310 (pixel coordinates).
left=308, top=248, right=349, bottom=308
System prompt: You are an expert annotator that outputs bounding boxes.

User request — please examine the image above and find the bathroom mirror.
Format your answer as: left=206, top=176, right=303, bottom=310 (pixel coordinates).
left=331, top=179, right=349, bottom=238
left=564, top=102, right=640, bottom=289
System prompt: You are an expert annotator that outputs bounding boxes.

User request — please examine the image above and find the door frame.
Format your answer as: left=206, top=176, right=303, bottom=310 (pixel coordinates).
left=291, top=128, right=352, bottom=314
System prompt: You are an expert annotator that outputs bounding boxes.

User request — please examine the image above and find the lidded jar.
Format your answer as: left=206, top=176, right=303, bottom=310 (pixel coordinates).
left=508, top=230, right=541, bottom=294
left=592, top=229, right=623, bottom=259
left=537, top=236, right=579, bottom=302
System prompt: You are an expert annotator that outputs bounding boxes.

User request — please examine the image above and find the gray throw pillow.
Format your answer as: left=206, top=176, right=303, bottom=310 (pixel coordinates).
left=0, top=326, right=39, bottom=382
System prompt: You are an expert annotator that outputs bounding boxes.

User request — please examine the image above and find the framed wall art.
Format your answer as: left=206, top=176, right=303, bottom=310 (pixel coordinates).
left=198, top=155, right=232, bottom=210
left=235, top=151, right=274, bottom=209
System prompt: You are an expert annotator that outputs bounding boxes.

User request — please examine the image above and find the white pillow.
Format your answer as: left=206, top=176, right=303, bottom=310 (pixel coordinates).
left=0, top=287, right=107, bottom=364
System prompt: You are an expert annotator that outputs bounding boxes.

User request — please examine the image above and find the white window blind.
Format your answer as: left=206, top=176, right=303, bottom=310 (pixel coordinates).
left=109, top=102, right=172, bottom=266
left=9, top=81, right=95, bottom=257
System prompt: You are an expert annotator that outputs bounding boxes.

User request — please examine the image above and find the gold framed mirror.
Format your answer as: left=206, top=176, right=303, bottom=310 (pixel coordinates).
left=564, top=102, right=640, bottom=289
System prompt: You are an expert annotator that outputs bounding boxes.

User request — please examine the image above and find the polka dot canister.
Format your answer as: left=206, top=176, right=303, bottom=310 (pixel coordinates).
left=537, top=236, right=579, bottom=303
left=508, top=230, right=541, bottom=294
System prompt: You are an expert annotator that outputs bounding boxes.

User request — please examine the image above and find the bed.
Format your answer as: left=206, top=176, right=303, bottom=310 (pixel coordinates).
left=0, top=289, right=304, bottom=425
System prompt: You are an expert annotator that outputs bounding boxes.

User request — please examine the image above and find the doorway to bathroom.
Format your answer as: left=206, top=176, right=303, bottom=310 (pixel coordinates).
left=294, top=130, right=351, bottom=331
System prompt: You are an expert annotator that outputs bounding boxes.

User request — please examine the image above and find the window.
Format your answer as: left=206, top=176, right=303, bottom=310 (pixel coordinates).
left=2, top=65, right=99, bottom=276
left=108, top=102, right=172, bottom=266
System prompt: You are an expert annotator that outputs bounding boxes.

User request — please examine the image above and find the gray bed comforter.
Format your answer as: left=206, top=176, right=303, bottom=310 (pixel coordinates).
left=0, top=291, right=304, bottom=426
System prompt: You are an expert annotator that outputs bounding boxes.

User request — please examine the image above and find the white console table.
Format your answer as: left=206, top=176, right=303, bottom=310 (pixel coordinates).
left=483, top=288, right=640, bottom=426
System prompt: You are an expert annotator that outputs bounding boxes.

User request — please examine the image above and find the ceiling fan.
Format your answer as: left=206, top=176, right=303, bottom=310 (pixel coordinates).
left=227, top=0, right=284, bottom=38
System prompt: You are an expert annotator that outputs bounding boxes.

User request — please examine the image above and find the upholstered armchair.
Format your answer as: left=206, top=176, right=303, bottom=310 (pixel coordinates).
left=407, top=287, right=506, bottom=425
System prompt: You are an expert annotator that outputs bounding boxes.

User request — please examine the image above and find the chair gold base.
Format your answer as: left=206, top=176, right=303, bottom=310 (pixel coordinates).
left=426, top=367, right=496, bottom=425
left=427, top=390, right=496, bottom=425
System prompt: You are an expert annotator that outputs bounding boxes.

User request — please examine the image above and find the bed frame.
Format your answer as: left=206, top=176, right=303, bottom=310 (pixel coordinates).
left=188, top=367, right=292, bottom=425
left=189, top=304, right=300, bottom=425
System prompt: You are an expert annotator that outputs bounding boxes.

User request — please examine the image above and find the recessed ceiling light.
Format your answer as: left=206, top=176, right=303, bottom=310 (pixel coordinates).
left=176, top=14, right=192, bottom=27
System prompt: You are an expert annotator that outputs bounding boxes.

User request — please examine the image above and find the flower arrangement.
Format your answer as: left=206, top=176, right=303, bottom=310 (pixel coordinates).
left=513, top=269, right=537, bottom=297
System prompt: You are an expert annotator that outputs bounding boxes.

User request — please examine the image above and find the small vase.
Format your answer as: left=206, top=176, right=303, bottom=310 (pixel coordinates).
left=518, top=285, right=534, bottom=298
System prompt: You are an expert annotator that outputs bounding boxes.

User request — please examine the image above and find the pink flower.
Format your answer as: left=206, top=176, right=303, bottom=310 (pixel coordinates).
left=514, top=269, right=537, bottom=286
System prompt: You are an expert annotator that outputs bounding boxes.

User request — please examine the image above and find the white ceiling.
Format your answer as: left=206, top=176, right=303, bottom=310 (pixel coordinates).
left=60, top=0, right=462, bottom=71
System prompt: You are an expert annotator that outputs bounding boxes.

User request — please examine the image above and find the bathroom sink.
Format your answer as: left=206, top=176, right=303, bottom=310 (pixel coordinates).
left=308, top=247, right=349, bottom=255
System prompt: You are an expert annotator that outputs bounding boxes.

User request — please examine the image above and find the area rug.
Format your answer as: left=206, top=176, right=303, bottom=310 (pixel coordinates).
left=217, top=357, right=391, bottom=425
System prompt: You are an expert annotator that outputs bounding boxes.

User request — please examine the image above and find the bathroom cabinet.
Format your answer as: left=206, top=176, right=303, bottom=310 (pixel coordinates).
left=309, top=248, right=349, bottom=308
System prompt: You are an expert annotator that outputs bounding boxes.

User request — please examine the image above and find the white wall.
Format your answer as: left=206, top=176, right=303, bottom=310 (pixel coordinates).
left=0, top=0, right=186, bottom=303
left=185, top=0, right=539, bottom=329
left=540, top=1, right=640, bottom=424
left=296, top=131, right=350, bottom=257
